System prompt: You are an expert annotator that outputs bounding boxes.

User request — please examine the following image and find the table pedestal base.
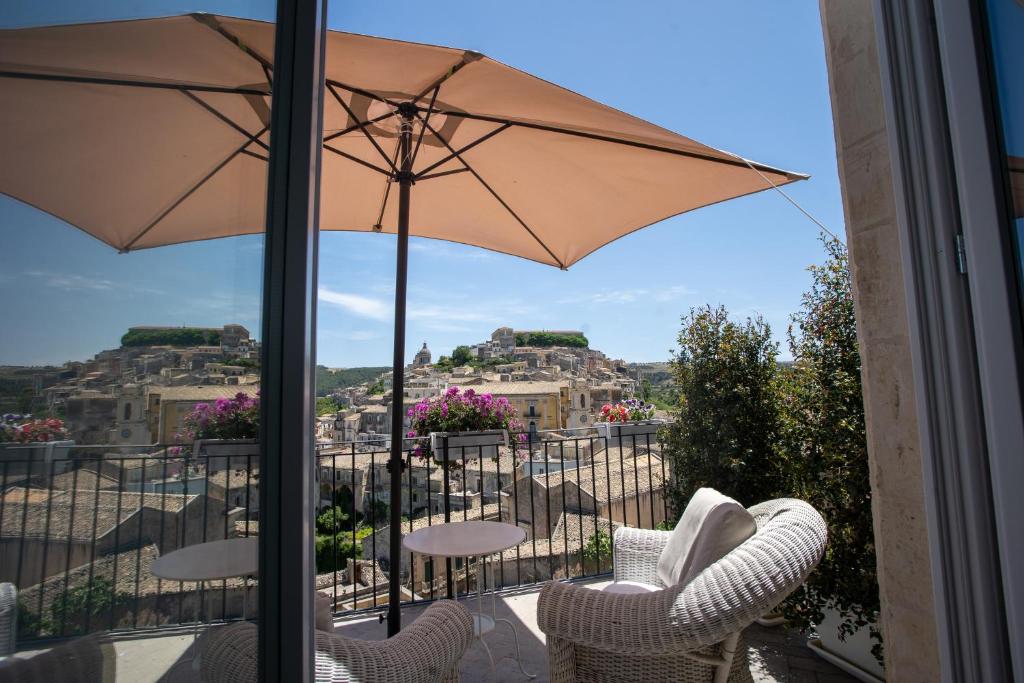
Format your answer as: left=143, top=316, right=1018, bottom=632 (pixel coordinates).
left=459, top=557, right=536, bottom=680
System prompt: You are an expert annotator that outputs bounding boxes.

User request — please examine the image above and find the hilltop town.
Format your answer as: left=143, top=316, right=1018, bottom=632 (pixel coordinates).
left=317, top=326, right=657, bottom=447
left=2, top=324, right=671, bottom=631
left=2, top=323, right=662, bottom=449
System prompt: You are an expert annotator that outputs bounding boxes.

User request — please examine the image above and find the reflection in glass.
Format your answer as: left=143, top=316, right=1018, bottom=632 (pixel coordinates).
left=0, top=4, right=274, bottom=677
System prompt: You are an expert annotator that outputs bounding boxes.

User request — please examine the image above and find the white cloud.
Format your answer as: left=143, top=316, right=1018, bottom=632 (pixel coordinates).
left=409, top=240, right=494, bottom=261
left=317, top=287, right=392, bottom=321
left=654, top=285, right=693, bottom=302
left=26, top=270, right=116, bottom=292
left=557, top=285, right=692, bottom=306
left=344, top=330, right=380, bottom=341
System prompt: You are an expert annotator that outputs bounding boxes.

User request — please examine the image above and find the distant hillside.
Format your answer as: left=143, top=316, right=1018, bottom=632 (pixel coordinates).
left=316, top=365, right=389, bottom=396
left=0, top=365, right=61, bottom=414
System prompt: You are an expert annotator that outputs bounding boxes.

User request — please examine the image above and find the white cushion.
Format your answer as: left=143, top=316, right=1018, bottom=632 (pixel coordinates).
left=602, top=580, right=661, bottom=595
left=656, top=487, right=757, bottom=587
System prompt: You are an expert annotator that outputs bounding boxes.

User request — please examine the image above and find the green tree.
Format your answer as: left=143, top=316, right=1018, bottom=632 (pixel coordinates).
left=316, top=505, right=351, bottom=534
left=48, top=577, right=133, bottom=635
left=780, top=235, right=880, bottom=662
left=366, top=499, right=389, bottom=527
left=120, top=327, right=220, bottom=347
left=316, top=396, right=340, bottom=416
left=315, top=532, right=362, bottom=573
left=514, top=332, right=588, bottom=348
left=580, top=529, right=612, bottom=574
left=450, top=345, right=474, bottom=366
left=662, top=305, right=788, bottom=514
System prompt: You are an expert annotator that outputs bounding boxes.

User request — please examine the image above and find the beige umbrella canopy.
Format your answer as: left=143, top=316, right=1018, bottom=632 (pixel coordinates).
left=0, top=13, right=804, bottom=267
left=1, top=14, right=807, bottom=634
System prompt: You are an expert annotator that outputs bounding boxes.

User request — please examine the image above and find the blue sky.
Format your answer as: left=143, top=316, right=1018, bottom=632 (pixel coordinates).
left=0, top=1, right=842, bottom=368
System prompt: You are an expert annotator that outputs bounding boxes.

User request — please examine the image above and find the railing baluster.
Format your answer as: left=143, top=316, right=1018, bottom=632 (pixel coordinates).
left=156, top=452, right=170, bottom=627
left=632, top=434, right=642, bottom=528
left=645, top=432, right=656, bottom=528
left=133, top=455, right=147, bottom=630
left=108, top=460, right=126, bottom=631
left=588, top=435, right=600, bottom=576
left=36, top=457, right=57, bottom=636
left=83, top=455, right=104, bottom=634
left=62, top=465, right=83, bottom=637
left=559, top=441, right=568, bottom=579
left=14, top=453, right=33, bottom=606
left=573, top=439, right=583, bottom=578
left=370, top=452, right=377, bottom=609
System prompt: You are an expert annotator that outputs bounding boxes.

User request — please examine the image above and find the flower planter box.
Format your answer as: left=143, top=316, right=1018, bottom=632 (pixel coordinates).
left=808, top=606, right=884, bottom=683
left=429, top=430, right=507, bottom=462
left=193, top=438, right=260, bottom=472
left=595, top=420, right=665, bottom=448
left=0, top=440, right=75, bottom=476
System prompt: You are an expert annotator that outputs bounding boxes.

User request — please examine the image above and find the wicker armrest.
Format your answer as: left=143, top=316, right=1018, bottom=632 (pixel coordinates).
left=612, top=527, right=670, bottom=586
left=0, top=635, right=115, bottom=683
left=199, top=622, right=258, bottom=683
left=315, top=600, right=473, bottom=683
left=200, top=601, right=473, bottom=683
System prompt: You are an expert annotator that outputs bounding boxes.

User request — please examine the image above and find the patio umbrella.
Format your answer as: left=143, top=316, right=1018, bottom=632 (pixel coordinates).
left=0, top=13, right=807, bottom=633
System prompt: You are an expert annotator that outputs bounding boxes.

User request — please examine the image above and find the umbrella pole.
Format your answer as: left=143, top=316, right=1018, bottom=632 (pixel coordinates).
left=386, top=106, right=415, bottom=637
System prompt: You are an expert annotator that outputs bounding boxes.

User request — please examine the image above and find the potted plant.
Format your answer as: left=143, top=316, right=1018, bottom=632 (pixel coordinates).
left=594, top=398, right=663, bottom=447
left=0, top=415, right=74, bottom=476
left=407, top=387, right=526, bottom=463
left=175, top=392, right=260, bottom=471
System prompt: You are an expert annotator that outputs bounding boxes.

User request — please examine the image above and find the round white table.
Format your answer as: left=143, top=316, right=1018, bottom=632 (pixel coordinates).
left=404, top=521, right=535, bottom=679
left=151, top=537, right=258, bottom=671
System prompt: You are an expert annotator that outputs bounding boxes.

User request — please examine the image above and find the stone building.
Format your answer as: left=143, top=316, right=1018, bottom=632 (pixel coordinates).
left=412, top=342, right=431, bottom=367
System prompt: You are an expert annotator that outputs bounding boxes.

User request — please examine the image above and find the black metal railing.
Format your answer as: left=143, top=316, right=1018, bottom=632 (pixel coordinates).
left=1, top=425, right=669, bottom=644
left=0, top=442, right=259, bottom=643
left=314, top=425, right=670, bottom=615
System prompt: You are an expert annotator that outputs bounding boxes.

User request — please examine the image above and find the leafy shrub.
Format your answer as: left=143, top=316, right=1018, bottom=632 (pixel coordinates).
left=662, top=305, right=789, bottom=511
left=580, top=529, right=612, bottom=573
left=779, top=235, right=881, bottom=663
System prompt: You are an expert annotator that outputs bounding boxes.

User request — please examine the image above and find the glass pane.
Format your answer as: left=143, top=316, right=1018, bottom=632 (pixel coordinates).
left=984, top=0, right=1024, bottom=303
left=0, top=2, right=276, bottom=679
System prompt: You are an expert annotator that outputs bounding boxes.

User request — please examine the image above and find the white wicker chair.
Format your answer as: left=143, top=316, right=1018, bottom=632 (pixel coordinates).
left=200, top=599, right=474, bottom=683
left=0, top=583, right=15, bottom=658
left=537, top=498, right=827, bottom=683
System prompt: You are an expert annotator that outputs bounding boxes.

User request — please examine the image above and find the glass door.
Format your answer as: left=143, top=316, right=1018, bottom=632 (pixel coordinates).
left=0, top=2, right=326, bottom=680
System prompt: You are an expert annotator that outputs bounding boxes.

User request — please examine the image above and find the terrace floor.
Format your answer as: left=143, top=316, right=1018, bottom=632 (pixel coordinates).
left=13, top=581, right=859, bottom=682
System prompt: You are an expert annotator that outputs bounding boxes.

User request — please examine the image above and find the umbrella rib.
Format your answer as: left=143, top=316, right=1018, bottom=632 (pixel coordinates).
left=0, top=70, right=269, bottom=96
left=412, top=51, right=483, bottom=103
left=325, top=79, right=401, bottom=108
left=410, top=85, right=440, bottom=168
left=414, top=123, right=511, bottom=179
left=374, top=141, right=402, bottom=230
left=122, top=125, right=269, bottom=251
left=323, top=144, right=394, bottom=177
left=241, top=149, right=270, bottom=162
left=180, top=89, right=270, bottom=152
left=190, top=13, right=275, bottom=75
left=324, top=111, right=399, bottom=143
left=417, top=168, right=470, bottom=182
left=327, top=83, right=400, bottom=174
left=426, top=108, right=804, bottom=179
left=418, top=115, right=565, bottom=269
